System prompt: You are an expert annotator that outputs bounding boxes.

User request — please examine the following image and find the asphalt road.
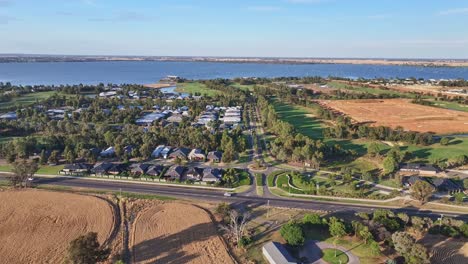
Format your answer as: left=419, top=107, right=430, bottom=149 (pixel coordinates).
left=4, top=175, right=466, bottom=220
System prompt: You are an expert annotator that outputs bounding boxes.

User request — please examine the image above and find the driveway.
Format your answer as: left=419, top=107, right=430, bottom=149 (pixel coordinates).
left=299, top=240, right=360, bottom=264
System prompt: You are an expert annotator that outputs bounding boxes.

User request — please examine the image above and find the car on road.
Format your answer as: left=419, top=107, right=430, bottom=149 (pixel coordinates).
left=224, top=192, right=233, bottom=197
left=27, top=177, right=34, bottom=181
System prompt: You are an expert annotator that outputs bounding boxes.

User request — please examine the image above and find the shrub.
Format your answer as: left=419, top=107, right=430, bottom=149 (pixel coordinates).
left=280, top=221, right=305, bottom=246
left=302, top=213, right=322, bottom=226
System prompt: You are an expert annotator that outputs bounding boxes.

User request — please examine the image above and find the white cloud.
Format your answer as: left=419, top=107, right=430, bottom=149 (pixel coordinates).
left=89, top=11, right=157, bottom=22
left=367, top=14, right=392, bottom=20
left=286, top=0, right=332, bottom=4
left=438, top=7, right=468, bottom=16
left=247, top=6, right=281, bottom=12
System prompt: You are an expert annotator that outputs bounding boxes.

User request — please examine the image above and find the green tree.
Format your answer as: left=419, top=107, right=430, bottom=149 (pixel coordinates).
left=39, top=149, right=48, bottom=165
left=454, top=192, right=465, bottom=204
left=369, top=239, right=381, bottom=256
left=329, top=217, right=347, bottom=257
left=67, top=232, right=110, bottom=264
left=367, top=142, right=381, bottom=157
left=410, top=181, right=435, bottom=203
left=407, top=243, right=430, bottom=264
left=359, top=226, right=373, bottom=244
left=397, top=213, right=410, bottom=226
left=280, top=221, right=305, bottom=246
left=392, top=231, right=414, bottom=257
left=383, top=155, right=398, bottom=175
left=439, top=137, right=450, bottom=146
left=48, top=150, right=60, bottom=165
left=302, top=213, right=322, bottom=226
left=8, top=159, right=39, bottom=188
left=464, top=179, right=468, bottom=189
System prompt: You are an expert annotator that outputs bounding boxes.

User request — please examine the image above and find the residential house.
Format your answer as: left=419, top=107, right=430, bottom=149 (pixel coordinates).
left=151, top=145, right=166, bottom=158
left=146, top=165, right=164, bottom=177
left=262, top=242, right=297, bottom=264
left=62, top=163, right=91, bottom=175
left=167, top=114, right=183, bottom=123
left=91, top=162, right=113, bottom=176
left=169, top=147, right=191, bottom=160
left=430, top=178, right=463, bottom=193
left=403, top=176, right=427, bottom=188
left=161, top=146, right=172, bottom=159
left=399, top=163, right=439, bottom=176
left=108, top=163, right=126, bottom=175
left=0, top=112, right=17, bottom=120
left=123, top=145, right=134, bottom=155
left=100, top=147, right=115, bottom=157
left=207, top=151, right=223, bottom=163
left=164, top=165, right=185, bottom=181
left=129, top=163, right=150, bottom=176
left=186, top=167, right=203, bottom=181
left=188, top=148, right=206, bottom=161
left=202, top=168, right=222, bottom=183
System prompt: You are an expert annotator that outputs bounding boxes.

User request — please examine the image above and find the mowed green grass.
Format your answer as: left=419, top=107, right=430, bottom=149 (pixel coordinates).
left=0, top=136, right=20, bottom=144
left=322, top=249, right=349, bottom=264
left=430, top=100, right=468, bottom=112
left=230, top=83, right=256, bottom=91
left=0, top=164, right=63, bottom=175
left=328, top=81, right=408, bottom=97
left=175, top=82, right=220, bottom=96
left=0, top=91, right=57, bottom=111
left=272, top=100, right=325, bottom=139
left=271, top=100, right=468, bottom=163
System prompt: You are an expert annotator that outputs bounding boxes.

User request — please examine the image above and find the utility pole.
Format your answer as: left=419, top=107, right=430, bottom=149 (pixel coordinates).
left=267, top=200, right=270, bottom=219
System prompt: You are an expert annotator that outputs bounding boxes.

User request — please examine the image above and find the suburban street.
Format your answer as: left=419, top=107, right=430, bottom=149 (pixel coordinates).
left=2, top=174, right=465, bottom=220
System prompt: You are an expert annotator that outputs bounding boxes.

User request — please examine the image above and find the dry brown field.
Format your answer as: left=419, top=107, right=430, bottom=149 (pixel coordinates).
left=143, top=83, right=174, bottom=89
left=131, top=202, right=234, bottom=264
left=319, top=99, right=468, bottom=134
left=0, top=189, right=115, bottom=264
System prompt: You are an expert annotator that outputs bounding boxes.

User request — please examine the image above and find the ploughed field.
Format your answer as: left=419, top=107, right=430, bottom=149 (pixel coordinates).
left=0, top=189, right=115, bottom=264
left=319, top=99, right=468, bottom=134
left=131, top=202, right=234, bottom=264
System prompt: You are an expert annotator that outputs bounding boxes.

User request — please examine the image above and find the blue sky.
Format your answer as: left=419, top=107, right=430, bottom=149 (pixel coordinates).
left=1, top=0, right=468, bottom=58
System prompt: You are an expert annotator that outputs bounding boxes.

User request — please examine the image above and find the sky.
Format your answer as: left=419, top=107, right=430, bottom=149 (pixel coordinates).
left=1, top=0, right=468, bottom=58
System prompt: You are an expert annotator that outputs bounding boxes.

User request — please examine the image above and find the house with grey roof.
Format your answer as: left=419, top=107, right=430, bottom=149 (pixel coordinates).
left=169, top=147, right=191, bottom=160
left=164, top=165, right=185, bottom=181
left=202, top=168, right=222, bottom=183
left=207, top=151, right=223, bottom=163
left=262, top=242, right=297, bottom=264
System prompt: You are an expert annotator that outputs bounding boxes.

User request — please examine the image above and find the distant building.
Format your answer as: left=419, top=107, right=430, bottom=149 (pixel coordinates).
left=62, top=163, right=91, bottom=175
left=207, top=151, right=223, bottom=163
left=188, top=148, right=206, bottom=161
left=169, top=147, right=191, bottom=160
left=262, top=242, right=297, bottom=264
left=146, top=165, right=165, bottom=177
left=0, top=112, right=17, bottom=120
left=151, top=145, right=166, bottom=158
left=399, top=163, right=438, bottom=176
left=186, top=167, right=203, bottom=181
left=100, top=147, right=115, bottom=157
left=164, top=165, right=185, bottom=181
left=202, top=168, right=222, bottom=183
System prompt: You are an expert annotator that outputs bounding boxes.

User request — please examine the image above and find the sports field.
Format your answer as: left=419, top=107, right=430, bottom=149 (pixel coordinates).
left=272, top=100, right=325, bottom=139
left=0, top=91, right=56, bottom=111
left=176, top=82, right=220, bottom=96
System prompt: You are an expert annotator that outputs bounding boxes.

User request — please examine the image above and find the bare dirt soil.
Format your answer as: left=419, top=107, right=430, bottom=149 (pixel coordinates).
left=0, top=189, right=115, bottom=264
left=420, top=234, right=468, bottom=264
left=320, top=99, right=468, bottom=134
left=131, top=202, right=234, bottom=264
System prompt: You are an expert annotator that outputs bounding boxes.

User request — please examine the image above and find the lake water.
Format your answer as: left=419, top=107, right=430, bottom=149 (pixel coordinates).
left=0, top=61, right=468, bottom=85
